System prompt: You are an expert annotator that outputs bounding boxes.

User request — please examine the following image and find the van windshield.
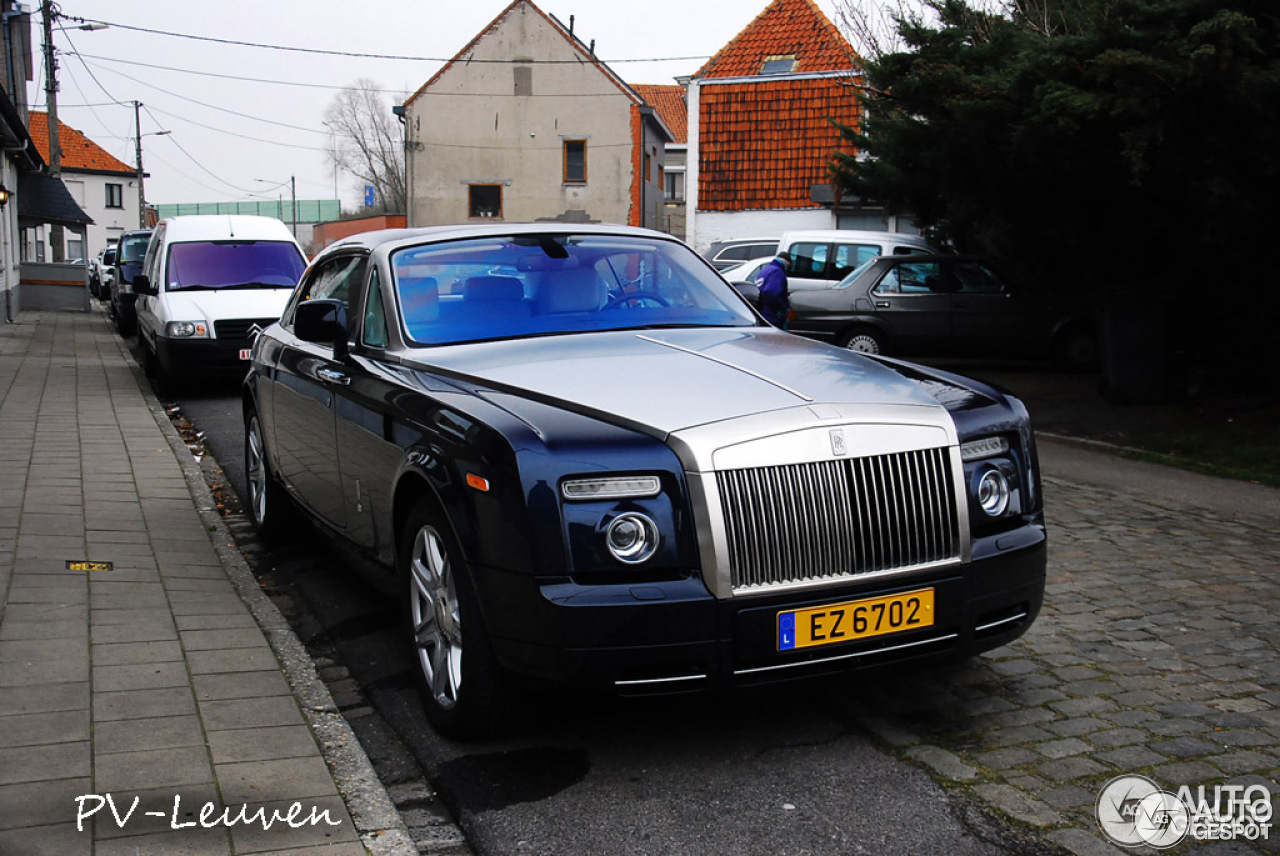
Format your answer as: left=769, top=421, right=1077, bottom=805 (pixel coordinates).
left=164, top=241, right=305, bottom=291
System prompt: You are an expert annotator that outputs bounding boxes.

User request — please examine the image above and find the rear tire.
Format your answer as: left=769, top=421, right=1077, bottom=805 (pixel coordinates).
left=401, top=498, right=505, bottom=740
left=840, top=326, right=884, bottom=355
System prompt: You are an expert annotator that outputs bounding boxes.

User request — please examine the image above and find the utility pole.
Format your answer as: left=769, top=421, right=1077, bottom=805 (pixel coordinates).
left=41, top=0, right=63, bottom=261
left=133, top=101, right=148, bottom=228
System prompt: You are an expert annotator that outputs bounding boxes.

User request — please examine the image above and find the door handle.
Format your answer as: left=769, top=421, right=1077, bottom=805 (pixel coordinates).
left=875, top=300, right=890, bottom=308
left=316, top=367, right=350, bottom=385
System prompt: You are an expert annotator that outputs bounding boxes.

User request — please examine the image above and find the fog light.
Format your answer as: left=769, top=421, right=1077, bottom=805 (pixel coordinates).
left=978, top=469, right=1010, bottom=517
left=604, top=512, right=659, bottom=564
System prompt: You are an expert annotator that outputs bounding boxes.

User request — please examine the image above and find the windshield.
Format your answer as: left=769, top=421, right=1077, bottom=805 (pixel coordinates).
left=164, top=241, right=306, bottom=291
left=391, top=233, right=759, bottom=345
left=119, top=234, right=151, bottom=263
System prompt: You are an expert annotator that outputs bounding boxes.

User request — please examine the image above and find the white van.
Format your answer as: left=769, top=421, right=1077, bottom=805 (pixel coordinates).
left=778, top=229, right=939, bottom=292
left=134, top=215, right=307, bottom=387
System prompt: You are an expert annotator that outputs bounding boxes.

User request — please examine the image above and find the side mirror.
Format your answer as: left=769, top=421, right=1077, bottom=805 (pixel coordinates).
left=295, top=299, right=348, bottom=356
left=133, top=274, right=155, bottom=295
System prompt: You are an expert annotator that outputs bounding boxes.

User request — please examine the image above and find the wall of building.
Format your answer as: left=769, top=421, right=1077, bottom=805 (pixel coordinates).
left=312, top=214, right=407, bottom=251
left=406, top=5, right=638, bottom=228
left=55, top=171, right=137, bottom=260
left=692, top=209, right=833, bottom=256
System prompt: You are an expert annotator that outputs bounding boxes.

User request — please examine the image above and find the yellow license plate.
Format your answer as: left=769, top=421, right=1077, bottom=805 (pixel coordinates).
left=778, top=588, right=935, bottom=651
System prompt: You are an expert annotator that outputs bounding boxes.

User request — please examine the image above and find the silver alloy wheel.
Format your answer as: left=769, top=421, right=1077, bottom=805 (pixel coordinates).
left=843, top=332, right=882, bottom=354
left=409, top=525, right=463, bottom=710
left=246, top=415, right=268, bottom=525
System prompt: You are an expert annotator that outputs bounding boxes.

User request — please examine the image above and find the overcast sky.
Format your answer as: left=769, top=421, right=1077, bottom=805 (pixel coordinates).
left=33, top=0, right=845, bottom=211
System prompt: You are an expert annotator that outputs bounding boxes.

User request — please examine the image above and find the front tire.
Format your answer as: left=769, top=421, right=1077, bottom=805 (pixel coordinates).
left=245, top=410, right=297, bottom=542
left=401, top=499, right=504, bottom=740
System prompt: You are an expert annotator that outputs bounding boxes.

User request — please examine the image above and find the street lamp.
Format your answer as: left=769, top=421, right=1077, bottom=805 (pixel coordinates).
left=133, top=101, right=169, bottom=228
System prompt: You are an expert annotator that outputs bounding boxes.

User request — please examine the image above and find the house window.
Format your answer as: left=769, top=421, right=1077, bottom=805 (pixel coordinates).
left=514, top=65, right=532, bottom=96
left=105, top=183, right=124, bottom=208
left=68, top=238, right=84, bottom=261
left=760, top=55, right=798, bottom=75
left=664, top=171, right=685, bottom=202
left=468, top=184, right=503, bottom=219
left=563, top=140, right=587, bottom=184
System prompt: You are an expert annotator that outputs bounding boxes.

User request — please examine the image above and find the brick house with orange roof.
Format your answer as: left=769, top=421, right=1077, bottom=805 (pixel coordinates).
left=401, top=0, right=672, bottom=230
left=631, top=83, right=688, bottom=240
left=29, top=111, right=139, bottom=261
left=688, top=0, right=908, bottom=254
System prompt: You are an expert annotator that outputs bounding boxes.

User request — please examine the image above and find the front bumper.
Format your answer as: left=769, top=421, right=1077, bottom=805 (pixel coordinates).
left=476, top=524, right=1046, bottom=692
left=154, top=336, right=256, bottom=380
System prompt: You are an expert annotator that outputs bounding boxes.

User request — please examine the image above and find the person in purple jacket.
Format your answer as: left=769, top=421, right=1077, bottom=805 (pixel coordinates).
left=756, top=251, right=792, bottom=329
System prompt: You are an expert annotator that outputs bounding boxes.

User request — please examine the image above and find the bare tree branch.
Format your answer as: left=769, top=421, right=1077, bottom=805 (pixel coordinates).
left=323, top=79, right=407, bottom=214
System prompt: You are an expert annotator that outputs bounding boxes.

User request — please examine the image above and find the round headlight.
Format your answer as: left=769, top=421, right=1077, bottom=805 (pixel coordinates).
left=977, top=469, right=1010, bottom=517
left=604, top=512, right=660, bottom=564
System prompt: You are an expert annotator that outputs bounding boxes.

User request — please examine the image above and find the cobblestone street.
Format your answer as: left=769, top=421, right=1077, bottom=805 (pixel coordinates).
left=843, top=474, right=1280, bottom=854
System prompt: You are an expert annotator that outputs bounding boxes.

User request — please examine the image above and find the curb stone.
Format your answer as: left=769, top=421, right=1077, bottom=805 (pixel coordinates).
left=106, top=320, right=418, bottom=856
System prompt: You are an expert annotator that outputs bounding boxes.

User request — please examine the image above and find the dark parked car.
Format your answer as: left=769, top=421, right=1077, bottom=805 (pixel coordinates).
left=243, top=225, right=1047, bottom=738
left=738, top=255, right=1097, bottom=368
left=107, top=228, right=154, bottom=336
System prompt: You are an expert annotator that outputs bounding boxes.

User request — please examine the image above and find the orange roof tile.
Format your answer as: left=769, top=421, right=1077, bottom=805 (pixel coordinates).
left=632, top=84, right=688, bottom=144
left=697, top=77, right=859, bottom=211
left=696, top=0, right=857, bottom=79
left=28, top=112, right=135, bottom=175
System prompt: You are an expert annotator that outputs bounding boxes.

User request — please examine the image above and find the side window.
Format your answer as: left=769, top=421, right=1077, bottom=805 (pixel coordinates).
left=362, top=269, right=389, bottom=348
left=953, top=262, right=1008, bottom=294
left=873, top=261, right=942, bottom=295
left=718, top=245, right=752, bottom=263
left=831, top=244, right=878, bottom=280
left=790, top=242, right=829, bottom=278
left=310, top=255, right=367, bottom=307
left=142, top=231, right=162, bottom=286
left=284, top=255, right=366, bottom=329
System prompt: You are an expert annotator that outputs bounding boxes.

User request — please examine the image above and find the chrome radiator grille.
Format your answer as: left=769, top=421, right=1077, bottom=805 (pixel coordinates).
left=716, top=447, right=960, bottom=592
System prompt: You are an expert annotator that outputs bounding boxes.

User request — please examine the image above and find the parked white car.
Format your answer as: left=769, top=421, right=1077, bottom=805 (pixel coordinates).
left=718, top=256, right=775, bottom=285
left=134, top=215, right=307, bottom=389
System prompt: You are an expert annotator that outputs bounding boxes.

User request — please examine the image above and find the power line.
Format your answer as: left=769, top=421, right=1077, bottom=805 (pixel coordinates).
left=81, top=58, right=332, bottom=136
left=66, top=52, right=662, bottom=98
left=63, top=15, right=712, bottom=64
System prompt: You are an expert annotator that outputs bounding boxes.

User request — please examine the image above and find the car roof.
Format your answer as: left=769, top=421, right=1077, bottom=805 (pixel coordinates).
left=157, top=214, right=298, bottom=243
left=317, top=222, right=687, bottom=258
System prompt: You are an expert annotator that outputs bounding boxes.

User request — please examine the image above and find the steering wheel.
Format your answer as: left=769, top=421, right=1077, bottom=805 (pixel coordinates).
left=603, top=291, right=670, bottom=310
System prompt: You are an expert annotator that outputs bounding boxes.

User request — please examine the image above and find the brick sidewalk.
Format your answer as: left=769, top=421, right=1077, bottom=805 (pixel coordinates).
left=0, top=312, right=413, bottom=855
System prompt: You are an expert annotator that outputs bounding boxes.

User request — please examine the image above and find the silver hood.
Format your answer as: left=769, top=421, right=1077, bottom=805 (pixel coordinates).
left=406, top=327, right=948, bottom=441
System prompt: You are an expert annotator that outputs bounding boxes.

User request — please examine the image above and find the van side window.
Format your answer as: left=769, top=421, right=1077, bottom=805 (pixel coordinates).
left=790, top=242, right=829, bottom=278
left=831, top=243, right=879, bottom=280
